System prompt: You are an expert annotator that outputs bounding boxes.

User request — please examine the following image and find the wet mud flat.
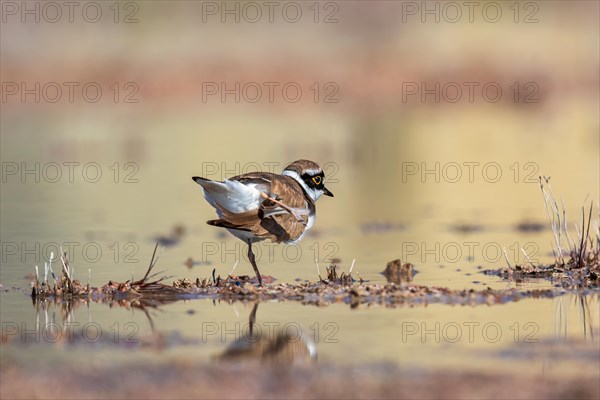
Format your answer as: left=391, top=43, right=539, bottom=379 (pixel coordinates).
left=29, top=250, right=598, bottom=309
left=30, top=269, right=579, bottom=309
left=171, top=279, right=568, bottom=307
left=2, top=358, right=598, bottom=400
left=483, top=262, right=599, bottom=289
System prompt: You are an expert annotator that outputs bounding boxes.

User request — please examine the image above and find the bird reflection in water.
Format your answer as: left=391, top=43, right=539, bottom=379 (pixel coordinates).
left=215, top=303, right=317, bottom=366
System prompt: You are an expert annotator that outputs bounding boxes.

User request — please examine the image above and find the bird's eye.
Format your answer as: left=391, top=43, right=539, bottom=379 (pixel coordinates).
left=312, top=176, right=322, bottom=185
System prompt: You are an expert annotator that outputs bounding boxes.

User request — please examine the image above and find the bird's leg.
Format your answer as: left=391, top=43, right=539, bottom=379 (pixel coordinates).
left=259, top=192, right=306, bottom=224
left=247, top=241, right=263, bottom=286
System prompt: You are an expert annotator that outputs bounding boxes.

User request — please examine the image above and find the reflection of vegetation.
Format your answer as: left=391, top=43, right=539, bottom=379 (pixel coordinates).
left=30, top=293, right=174, bottom=343
left=554, top=293, right=598, bottom=341
left=20, top=294, right=194, bottom=349
left=215, top=303, right=317, bottom=366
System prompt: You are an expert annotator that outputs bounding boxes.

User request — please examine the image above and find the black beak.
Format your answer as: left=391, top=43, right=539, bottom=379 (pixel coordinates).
left=323, top=187, right=334, bottom=197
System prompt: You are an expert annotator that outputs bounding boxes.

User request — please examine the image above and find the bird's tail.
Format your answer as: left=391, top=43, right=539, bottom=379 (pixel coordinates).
left=192, top=176, right=261, bottom=214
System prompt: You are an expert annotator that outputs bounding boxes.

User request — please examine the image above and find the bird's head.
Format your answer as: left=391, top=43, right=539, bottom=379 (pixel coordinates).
left=282, top=159, right=334, bottom=202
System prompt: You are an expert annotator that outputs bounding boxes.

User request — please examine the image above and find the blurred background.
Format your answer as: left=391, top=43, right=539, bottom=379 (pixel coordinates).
left=1, top=1, right=599, bottom=397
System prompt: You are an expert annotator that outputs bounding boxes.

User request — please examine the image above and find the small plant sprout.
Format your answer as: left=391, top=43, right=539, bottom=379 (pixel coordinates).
left=348, top=258, right=364, bottom=282
left=228, top=260, right=239, bottom=277
left=43, top=262, right=48, bottom=286
left=521, top=248, right=536, bottom=269
left=59, top=246, right=71, bottom=279
left=349, top=259, right=356, bottom=274
left=502, top=247, right=513, bottom=270
left=48, top=252, right=57, bottom=286
left=315, top=259, right=323, bottom=281
left=539, top=176, right=598, bottom=269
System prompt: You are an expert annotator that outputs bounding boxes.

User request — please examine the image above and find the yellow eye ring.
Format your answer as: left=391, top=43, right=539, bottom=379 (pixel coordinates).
left=312, top=176, right=322, bottom=185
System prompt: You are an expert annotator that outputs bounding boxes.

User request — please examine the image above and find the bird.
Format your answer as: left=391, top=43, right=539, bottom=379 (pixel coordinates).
left=192, top=159, right=334, bottom=286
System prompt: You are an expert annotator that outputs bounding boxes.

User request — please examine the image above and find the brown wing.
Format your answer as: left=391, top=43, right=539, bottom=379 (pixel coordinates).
left=230, top=172, right=274, bottom=192
left=257, top=175, right=311, bottom=242
left=209, top=174, right=312, bottom=243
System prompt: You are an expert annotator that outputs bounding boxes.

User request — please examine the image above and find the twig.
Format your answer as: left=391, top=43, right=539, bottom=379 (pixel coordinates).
left=141, top=242, right=160, bottom=283
left=59, top=247, right=73, bottom=292
left=546, top=179, right=567, bottom=260
left=228, top=260, right=239, bottom=277
left=561, top=196, right=575, bottom=255
left=521, top=248, right=536, bottom=269
left=48, top=252, right=57, bottom=286
left=354, top=270, right=364, bottom=283
left=539, top=177, right=566, bottom=264
left=349, top=259, right=356, bottom=274
left=578, top=201, right=593, bottom=267
left=502, top=247, right=513, bottom=270
left=315, top=259, right=324, bottom=282
left=551, top=247, right=558, bottom=265
left=347, top=259, right=364, bottom=283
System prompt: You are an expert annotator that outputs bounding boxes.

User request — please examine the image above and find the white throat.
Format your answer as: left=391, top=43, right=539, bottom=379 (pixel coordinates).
left=282, top=170, right=323, bottom=202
